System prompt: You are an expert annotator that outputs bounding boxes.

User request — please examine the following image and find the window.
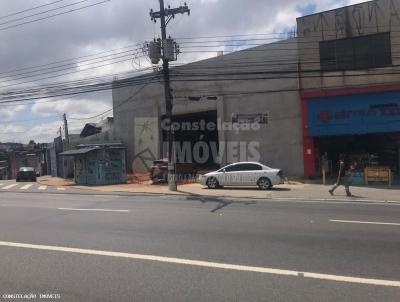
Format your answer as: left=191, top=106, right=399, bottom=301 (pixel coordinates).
left=224, top=164, right=262, bottom=172
left=241, top=164, right=263, bottom=171
left=224, top=165, right=240, bottom=172
left=320, top=32, right=392, bottom=71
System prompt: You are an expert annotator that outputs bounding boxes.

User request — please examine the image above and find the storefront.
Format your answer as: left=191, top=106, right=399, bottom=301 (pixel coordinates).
left=301, top=85, right=400, bottom=182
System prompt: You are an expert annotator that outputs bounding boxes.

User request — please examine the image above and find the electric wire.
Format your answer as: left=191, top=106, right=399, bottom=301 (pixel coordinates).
left=0, top=0, right=90, bottom=27
left=0, top=0, right=68, bottom=19
left=0, top=0, right=111, bottom=31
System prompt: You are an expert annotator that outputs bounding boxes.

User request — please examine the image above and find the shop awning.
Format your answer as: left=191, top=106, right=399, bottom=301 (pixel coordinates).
left=59, top=147, right=98, bottom=156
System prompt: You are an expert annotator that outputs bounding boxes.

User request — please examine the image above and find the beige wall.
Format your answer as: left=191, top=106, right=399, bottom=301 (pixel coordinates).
left=297, top=0, right=400, bottom=91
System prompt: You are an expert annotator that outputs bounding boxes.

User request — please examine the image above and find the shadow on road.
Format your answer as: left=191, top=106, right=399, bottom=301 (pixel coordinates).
left=184, top=194, right=257, bottom=213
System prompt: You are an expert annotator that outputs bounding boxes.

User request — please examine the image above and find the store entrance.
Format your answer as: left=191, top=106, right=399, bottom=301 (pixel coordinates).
left=314, top=132, right=400, bottom=178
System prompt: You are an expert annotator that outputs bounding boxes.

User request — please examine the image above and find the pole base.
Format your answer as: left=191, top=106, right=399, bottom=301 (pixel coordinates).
left=168, top=173, right=177, bottom=191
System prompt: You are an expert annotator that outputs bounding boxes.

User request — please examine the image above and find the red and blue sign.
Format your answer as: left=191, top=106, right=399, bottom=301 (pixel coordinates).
left=307, top=91, right=400, bottom=136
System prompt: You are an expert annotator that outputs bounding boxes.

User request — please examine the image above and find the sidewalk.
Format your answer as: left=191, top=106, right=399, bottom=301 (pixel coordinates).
left=38, top=176, right=400, bottom=202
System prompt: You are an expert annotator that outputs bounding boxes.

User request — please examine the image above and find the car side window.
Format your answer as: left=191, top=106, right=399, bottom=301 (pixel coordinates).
left=231, top=164, right=248, bottom=171
left=223, top=164, right=263, bottom=172
left=245, top=164, right=263, bottom=171
left=224, top=165, right=238, bottom=172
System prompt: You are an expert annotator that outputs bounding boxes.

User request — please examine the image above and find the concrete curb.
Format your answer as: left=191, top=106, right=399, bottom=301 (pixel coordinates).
left=36, top=178, right=400, bottom=204
left=37, top=178, right=183, bottom=197
left=0, top=190, right=176, bottom=198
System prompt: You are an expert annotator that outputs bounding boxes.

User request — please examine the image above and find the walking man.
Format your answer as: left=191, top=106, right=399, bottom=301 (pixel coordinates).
left=329, top=154, right=357, bottom=197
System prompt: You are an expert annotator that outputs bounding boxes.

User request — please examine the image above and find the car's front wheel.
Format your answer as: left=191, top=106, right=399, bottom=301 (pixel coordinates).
left=206, top=177, right=220, bottom=189
left=257, top=177, right=272, bottom=190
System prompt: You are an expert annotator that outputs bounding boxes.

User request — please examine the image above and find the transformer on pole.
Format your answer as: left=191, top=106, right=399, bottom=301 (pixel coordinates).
left=148, top=1, right=190, bottom=191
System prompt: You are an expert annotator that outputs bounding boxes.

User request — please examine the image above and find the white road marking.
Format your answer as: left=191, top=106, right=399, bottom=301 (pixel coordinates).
left=330, top=219, right=400, bottom=226
left=2, top=184, right=18, bottom=190
left=274, top=197, right=391, bottom=204
left=38, top=186, right=47, bottom=190
left=57, top=188, right=66, bottom=191
left=0, top=241, right=398, bottom=287
left=272, top=199, right=400, bottom=206
left=58, top=208, right=130, bottom=213
left=20, top=184, right=33, bottom=190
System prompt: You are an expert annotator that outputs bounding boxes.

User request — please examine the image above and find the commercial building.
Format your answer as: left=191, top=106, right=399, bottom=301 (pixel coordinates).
left=113, top=39, right=303, bottom=176
left=113, top=0, right=400, bottom=180
left=298, top=0, right=400, bottom=179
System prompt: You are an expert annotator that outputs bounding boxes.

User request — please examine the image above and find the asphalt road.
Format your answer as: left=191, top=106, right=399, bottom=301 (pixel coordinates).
left=0, top=187, right=399, bottom=301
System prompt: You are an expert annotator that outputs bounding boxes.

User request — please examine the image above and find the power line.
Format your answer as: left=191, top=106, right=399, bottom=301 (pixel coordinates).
left=0, top=65, right=157, bottom=102
left=0, top=0, right=68, bottom=19
left=0, top=43, right=143, bottom=77
left=0, top=0, right=89, bottom=27
left=2, top=39, right=399, bottom=90
left=68, top=109, right=113, bottom=121
left=0, top=72, right=160, bottom=104
left=0, top=50, right=145, bottom=84
left=0, top=35, right=399, bottom=107
left=3, top=63, right=400, bottom=105
left=1, top=116, right=62, bottom=125
left=69, top=83, right=148, bottom=121
left=0, top=0, right=112, bottom=31
left=1, top=34, right=398, bottom=89
left=0, top=54, right=147, bottom=89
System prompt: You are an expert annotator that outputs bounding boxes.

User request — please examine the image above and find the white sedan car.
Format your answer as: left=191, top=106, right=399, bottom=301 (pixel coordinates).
left=200, top=162, right=284, bottom=190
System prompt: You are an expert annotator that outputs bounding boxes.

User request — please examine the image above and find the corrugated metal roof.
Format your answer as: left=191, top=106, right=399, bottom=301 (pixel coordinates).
left=59, top=147, right=98, bottom=156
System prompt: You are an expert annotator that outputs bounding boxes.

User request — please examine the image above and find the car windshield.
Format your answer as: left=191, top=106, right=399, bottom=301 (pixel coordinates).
left=19, top=167, right=34, bottom=172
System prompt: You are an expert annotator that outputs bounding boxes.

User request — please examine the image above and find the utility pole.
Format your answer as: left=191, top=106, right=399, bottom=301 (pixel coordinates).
left=63, top=113, right=70, bottom=150
left=149, top=1, right=190, bottom=191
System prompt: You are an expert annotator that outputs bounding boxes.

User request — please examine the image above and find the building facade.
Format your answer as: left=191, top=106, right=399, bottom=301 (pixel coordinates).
left=113, top=39, right=304, bottom=176
left=113, top=0, right=400, bottom=179
left=297, top=0, right=400, bottom=178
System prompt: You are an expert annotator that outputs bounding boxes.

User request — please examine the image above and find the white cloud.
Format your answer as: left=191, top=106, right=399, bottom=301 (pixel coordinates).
left=32, top=97, right=111, bottom=118
left=0, top=104, right=26, bottom=121
left=22, top=121, right=63, bottom=144
left=0, top=124, right=26, bottom=142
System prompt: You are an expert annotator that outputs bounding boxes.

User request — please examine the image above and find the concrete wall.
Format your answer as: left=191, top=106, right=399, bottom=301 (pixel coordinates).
left=297, top=0, right=400, bottom=90
left=113, top=39, right=304, bottom=176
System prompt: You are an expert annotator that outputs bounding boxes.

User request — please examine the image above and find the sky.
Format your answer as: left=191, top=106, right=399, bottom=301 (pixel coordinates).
left=0, top=0, right=365, bottom=144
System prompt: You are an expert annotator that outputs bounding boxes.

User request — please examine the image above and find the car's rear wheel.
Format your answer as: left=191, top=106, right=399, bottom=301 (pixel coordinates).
left=206, top=177, right=220, bottom=189
left=257, top=177, right=272, bottom=190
